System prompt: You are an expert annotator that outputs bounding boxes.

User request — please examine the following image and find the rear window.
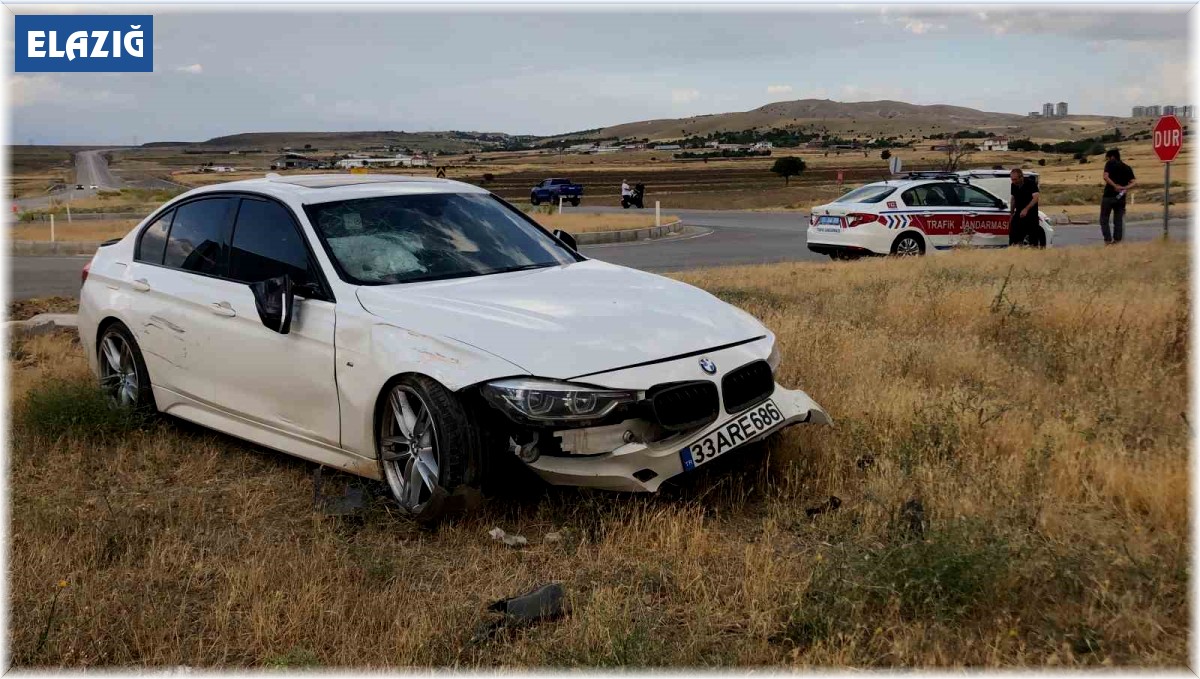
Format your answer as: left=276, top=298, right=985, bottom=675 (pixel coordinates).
left=834, top=185, right=895, bottom=204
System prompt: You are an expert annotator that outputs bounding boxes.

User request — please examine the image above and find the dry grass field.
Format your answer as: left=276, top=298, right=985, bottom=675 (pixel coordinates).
left=531, top=212, right=679, bottom=233
left=10, top=219, right=138, bottom=242
left=7, top=240, right=1187, bottom=669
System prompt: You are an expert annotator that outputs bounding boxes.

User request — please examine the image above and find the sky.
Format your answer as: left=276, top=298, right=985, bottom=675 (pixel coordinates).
left=5, top=4, right=1193, bottom=145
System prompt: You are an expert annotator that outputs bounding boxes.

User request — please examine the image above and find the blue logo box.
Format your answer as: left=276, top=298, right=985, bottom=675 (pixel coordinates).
left=15, top=15, right=153, bottom=72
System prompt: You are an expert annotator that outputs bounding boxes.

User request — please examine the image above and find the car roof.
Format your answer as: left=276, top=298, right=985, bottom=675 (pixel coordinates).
left=180, top=173, right=488, bottom=204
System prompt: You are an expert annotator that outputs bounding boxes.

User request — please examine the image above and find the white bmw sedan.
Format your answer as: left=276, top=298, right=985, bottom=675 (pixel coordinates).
left=79, top=174, right=830, bottom=520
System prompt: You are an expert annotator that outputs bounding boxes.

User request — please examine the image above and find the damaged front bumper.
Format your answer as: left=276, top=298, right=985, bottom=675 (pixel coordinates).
left=526, top=383, right=831, bottom=492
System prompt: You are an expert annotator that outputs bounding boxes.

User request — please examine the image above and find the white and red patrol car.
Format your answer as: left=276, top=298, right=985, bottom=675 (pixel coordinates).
left=806, top=171, right=1055, bottom=259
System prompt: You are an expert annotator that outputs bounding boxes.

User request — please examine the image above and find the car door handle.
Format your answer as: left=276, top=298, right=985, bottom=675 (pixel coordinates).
left=209, top=301, right=236, bottom=317
left=130, top=278, right=151, bottom=292
left=967, top=212, right=979, bottom=217
left=921, top=212, right=934, bottom=217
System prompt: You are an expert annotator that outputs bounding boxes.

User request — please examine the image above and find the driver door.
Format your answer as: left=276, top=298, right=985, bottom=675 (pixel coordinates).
left=192, top=195, right=341, bottom=448
left=953, top=184, right=1012, bottom=248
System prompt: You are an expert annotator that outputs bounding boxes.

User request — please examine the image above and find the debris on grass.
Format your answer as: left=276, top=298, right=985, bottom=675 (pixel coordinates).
left=488, top=527, right=528, bottom=548
left=806, top=496, right=842, bottom=519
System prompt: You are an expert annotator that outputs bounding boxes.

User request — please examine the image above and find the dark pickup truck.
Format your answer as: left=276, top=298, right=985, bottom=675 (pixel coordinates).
left=530, top=178, right=583, bottom=206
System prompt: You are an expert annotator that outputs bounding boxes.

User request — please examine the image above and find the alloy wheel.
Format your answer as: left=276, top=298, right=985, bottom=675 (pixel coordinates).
left=895, top=236, right=922, bottom=256
left=380, top=385, right=441, bottom=513
left=98, top=331, right=139, bottom=408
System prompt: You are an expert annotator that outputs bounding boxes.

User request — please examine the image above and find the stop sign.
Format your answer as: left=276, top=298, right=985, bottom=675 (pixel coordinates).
left=1153, top=115, right=1184, bottom=162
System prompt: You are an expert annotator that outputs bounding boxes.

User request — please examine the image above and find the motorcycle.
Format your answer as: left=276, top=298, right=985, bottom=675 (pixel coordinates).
left=621, top=183, right=645, bottom=209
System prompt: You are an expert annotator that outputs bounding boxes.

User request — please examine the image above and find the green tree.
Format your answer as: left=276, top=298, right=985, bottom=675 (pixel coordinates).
left=770, top=156, right=806, bottom=185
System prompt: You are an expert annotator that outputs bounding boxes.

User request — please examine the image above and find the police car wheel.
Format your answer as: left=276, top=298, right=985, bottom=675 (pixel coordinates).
left=891, top=233, right=925, bottom=257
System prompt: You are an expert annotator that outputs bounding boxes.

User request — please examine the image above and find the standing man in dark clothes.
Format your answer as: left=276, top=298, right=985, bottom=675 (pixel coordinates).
left=1009, top=168, right=1042, bottom=247
left=1101, top=148, right=1137, bottom=244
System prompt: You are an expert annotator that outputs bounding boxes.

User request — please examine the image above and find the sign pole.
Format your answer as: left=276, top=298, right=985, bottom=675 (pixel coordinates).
left=1163, top=161, right=1170, bottom=239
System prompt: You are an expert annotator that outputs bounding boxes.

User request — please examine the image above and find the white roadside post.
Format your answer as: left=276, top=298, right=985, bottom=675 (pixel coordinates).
left=66, top=188, right=72, bottom=223
left=50, top=213, right=55, bottom=243
left=558, top=195, right=563, bottom=215
left=655, top=201, right=661, bottom=227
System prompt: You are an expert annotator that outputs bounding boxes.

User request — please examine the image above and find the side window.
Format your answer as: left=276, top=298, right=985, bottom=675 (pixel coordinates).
left=136, top=209, right=173, bottom=264
left=228, top=198, right=315, bottom=287
left=163, top=197, right=236, bottom=276
left=902, top=184, right=955, bottom=207
left=958, top=185, right=1003, bottom=208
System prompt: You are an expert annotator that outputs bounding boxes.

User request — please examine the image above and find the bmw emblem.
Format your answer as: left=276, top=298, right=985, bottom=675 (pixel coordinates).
left=699, top=357, right=717, bottom=375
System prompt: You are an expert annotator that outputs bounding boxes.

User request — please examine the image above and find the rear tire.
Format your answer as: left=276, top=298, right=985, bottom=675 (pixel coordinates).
left=530, top=195, right=540, bottom=206
left=97, top=322, right=156, bottom=413
left=891, top=232, right=925, bottom=257
left=376, top=375, right=483, bottom=523
left=570, top=198, right=580, bottom=207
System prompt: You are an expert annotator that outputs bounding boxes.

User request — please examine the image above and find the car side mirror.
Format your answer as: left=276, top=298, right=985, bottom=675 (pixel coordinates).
left=996, top=199, right=1007, bottom=210
left=249, top=274, right=294, bottom=335
left=553, top=229, right=578, bottom=251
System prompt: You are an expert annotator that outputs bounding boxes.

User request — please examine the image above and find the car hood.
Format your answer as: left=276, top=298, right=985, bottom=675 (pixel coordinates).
left=354, top=259, right=769, bottom=381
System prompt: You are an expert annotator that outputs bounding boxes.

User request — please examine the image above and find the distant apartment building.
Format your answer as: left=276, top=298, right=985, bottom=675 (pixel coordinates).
left=1183, top=105, right=1194, bottom=119
left=1132, top=106, right=1147, bottom=117
left=1056, top=102, right=1068, bottom=117
left=1146, top=105, right=1162, bottom=117
left=1163, top=105, right=1177, bottom=115
left=1042, top=102, right=1055, bottom=117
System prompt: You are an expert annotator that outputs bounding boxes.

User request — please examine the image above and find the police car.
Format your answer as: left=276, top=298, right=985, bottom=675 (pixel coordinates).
left=807, top=170, right=1055, bottom=259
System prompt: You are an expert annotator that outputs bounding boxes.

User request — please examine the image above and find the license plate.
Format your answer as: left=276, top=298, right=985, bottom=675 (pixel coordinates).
left=680, top=400, right=784, bottom=471
left=817, top=215, right=842, bottom=225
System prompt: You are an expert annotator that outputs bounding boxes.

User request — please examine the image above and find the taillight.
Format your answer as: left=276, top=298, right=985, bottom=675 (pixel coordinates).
left=846, top=213, right=881, bottom=228
left=81, top=261, right=91, bottom=285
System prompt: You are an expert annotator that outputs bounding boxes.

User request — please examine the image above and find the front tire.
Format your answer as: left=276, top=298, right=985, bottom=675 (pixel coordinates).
left=570, top=198, right=580, bottom=207
left=891, top=232, right=925, bottom=257
left=97, top=322, right=155, bottom=412
left=530, top=195, right=540, bottom=206
left=377, top=375, right=482, bottom=522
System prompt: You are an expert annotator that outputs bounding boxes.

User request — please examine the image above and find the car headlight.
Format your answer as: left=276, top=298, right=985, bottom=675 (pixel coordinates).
left=767, top=342, right=782, bottom=372
left=482, top=378, right=637, bottom=425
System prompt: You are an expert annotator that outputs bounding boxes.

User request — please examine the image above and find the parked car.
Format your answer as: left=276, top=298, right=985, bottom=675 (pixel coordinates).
left=806, top=172, right=1055, bottom=259
left=75, top=184, right=85, bottom=190
left=79, top=174, right=830, bottom=521
left=530, top=178, right=583, bottom=206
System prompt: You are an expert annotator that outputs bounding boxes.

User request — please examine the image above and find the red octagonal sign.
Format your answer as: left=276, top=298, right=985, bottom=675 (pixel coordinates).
left=1153, top=114, right=1183, bottom=163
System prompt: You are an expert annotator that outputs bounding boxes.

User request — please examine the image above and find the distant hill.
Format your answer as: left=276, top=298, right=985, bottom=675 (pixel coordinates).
left=148, top=130, right=533, bottom=154
left=133, top=99, right=1140, bottom=154
left=550, top=99, right=1134, bottom=143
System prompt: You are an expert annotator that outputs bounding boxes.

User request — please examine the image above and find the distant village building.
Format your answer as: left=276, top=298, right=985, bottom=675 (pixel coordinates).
left=1028, top=112, right=1042, bottom=117
left=653, top=144, right=681, bottom=151
left=981, top=137, right=1009, bottom=152
left=751, top=141, right=774, bottom=151
left=270, top=154, right=321, bottom=170
left=200, top=165, right=236, bottom=173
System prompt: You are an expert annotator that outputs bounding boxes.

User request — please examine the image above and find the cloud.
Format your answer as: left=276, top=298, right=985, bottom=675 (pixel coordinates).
left=902, top=18, right=946, bottom=35
left=175, top=64, right=203, bottom=74
left=671, top=88, right=700, bottom=104
left=10, top=74, right=64, bottom=107
left=766, top=84, right=793, bottom=95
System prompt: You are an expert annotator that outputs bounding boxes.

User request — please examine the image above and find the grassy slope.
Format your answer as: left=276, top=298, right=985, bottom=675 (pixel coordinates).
left=7, top=241, right=1188, bottom=668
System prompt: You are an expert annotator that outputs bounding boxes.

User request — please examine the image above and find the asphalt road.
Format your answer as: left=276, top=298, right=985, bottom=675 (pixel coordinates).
left=577, top=206, right=1189, bottom=271
left=12, top=149, right=125, bottom=212
left=8, top=210, right=1189, bottom=301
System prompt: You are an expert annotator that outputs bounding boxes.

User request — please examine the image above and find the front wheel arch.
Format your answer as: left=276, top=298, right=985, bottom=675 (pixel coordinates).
left=372, top=372, right=485, bottom=521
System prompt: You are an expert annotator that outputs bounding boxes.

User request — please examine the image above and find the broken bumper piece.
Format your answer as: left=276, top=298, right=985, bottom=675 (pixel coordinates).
left=527, top=383, right=831, bottom=492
